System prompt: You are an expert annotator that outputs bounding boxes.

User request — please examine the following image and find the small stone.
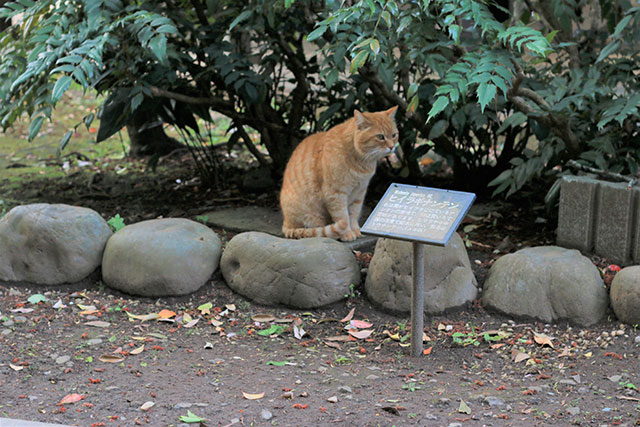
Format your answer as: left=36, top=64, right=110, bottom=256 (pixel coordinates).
left=608, top=375, right=622, bottom=383
left=55, top=356, right=70, bottom=364
left=338, top=386, right=352, bottom=394
left=260, top=409, right=273, bottom=420
left=578, top=387, right=588, bottom=394
left=1, top=329, right=12, bottom=335
left=424, top=413, right=438, bottom=420
left=14, top=316, right=27, bottom=323
left=567, top=406, right=580, bottom=416
left=635, top=336, right=640, bottom=344
left=483, top=396, right=505, bottom=407
left=602, top=331, right=609, bottom=337
left=3, top=319, right=14, bottom=327
left=174, top=402, right=192, bottom=409
left=559, top=379, right=577, bottom=386
left=87, top=338, right=103, bottom=346
left=602, top=407, right=612, bottom=412
left=327, top=396, right=338, bottom=403
left=448, top=423, right=463, bottom=427
left=366, top=375, right=380, bottom=380
left=571, top=375, right=581, bottom=384
left=8, top=289, right=22, bottom=296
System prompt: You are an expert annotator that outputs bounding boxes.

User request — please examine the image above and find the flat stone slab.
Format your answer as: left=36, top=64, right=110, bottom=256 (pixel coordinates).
left=203, top=206, right=377, bottom=252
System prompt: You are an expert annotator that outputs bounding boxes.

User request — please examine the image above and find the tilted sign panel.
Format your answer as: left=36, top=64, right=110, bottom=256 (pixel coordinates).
left=361, top=184, right=476, bottom=246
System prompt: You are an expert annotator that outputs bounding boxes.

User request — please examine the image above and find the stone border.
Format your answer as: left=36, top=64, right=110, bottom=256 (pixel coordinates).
left=557, top=175, right=638, bottom=265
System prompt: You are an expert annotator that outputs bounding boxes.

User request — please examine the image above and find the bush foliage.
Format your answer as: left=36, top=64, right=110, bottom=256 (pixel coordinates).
left=0, top=0, right=638, bottom=195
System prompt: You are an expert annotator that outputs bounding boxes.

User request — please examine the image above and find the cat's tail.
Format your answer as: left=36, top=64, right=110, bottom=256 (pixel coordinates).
left=282, top=222, right=344, bottom=239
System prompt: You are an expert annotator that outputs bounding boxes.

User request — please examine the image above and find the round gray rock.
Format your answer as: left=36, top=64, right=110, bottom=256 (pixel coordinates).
left=220, top=232, right=360, bottom=308
left=102, top=218, right=221, bottom=297
left=482, top=246, right=607, bottom=326
left=365, top=233, right=477, bottom=314
left=610, top=266, right=640, bottom=325
left=0, top=203, right=112, bottom=284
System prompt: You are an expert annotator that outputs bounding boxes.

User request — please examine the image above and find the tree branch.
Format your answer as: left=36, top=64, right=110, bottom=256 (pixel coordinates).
left=235, top=124, right=269, bottom=167
left=507, top=64, right=580, bottom=154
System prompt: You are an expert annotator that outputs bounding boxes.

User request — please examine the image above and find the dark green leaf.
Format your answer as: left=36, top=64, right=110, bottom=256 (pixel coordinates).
left=229, top=10, right=251, bottom=31
left=149, top=35, right=167, bottom=63
left=349, top=49, right=369, bottom=74
left=307, top=25, right=327, bottom=42
left=58, top=130, right=73, bottom=154
left=52, top=75, right=72, bottom=103
left=477, top=82, right=496, bottom=113
left=427, top=96, right=449, bottom=121
left=28, top=116, right=45, bottom=141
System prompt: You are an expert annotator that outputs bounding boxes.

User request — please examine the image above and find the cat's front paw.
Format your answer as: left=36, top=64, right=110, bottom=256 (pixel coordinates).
left=350, top=223, right=362, bottom=238
left=340, top=230, right=358, bottom=242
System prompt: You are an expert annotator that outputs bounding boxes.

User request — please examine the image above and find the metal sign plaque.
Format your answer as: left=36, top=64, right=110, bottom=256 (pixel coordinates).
left=361, top=183, right=476, bottom=246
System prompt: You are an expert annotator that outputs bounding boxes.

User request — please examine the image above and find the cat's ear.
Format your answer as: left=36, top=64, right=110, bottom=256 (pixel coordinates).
left=354, top=110, right=369, bottom=129
left=386, top=106, right=398, bottom=119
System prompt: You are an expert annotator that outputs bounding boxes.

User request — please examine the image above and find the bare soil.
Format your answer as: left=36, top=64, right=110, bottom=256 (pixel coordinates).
left=1, top=153, right=639, bottom=427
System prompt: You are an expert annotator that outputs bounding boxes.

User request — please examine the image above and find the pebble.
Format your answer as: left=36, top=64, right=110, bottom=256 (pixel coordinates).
left=365, top=374, right=379, bottom=380
left=1, top=329, right=11, bottom=336
left=567, top=406, right=581, bottom=416
left=602, top=407, right=612, bottom=412
left=174, top=402, right=192, bottom=409
left=3, top=319, right=14, bottom=327
left=608, top=375, right=622, bottom=383
left=635, top=336, right=640, bottom=344
left=424, top=413, right=438, bottom=420
left=14, top=316, right=27, bottom=323
left=483, top=396, right=505, bottom=407
left=8, top=289, right=22, bottom=296
left=327, top=395, right=338, bottom=403
left=448, top=423, right=463, bottom=427
left=338, top=386, right=352, bottom=394
left=87, top=338, right=103, bottom=346
left=55, top=356, right=70, bottom=364
left=559, top=380, right=576, bottom=386
left=260, top=409, right=272, bottom=420
left=571, top=375, right=581, bottom=384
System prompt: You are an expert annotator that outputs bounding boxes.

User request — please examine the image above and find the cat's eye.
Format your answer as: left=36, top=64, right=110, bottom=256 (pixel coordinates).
left=376, top=134, right=385, bottom=140
left=392, top=132, right=397, bottom=138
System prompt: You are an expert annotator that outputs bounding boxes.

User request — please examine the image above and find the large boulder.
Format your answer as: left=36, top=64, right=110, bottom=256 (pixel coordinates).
left=610, top=266, right=640, bottom=325
left=0, top=204, right=112, bottom=285
left=365, top=233, right=477, bottom=314
left=102, top=218, right=221, bottom=297
left=482, top=246, right=608, bottom=326
left=220, top=232, right=360, bottom=308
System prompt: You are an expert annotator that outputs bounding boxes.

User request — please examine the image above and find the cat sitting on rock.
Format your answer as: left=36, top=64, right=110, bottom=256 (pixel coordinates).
left=280, top=107, right=398, bottom=242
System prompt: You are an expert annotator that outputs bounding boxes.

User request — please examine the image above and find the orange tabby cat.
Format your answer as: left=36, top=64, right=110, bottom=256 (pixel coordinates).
left=280, top=106, right=398, bottom=241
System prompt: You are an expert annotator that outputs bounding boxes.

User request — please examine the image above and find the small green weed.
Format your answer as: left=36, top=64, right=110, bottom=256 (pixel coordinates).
left=334, top=354, right=352, bottom=365
left=344, top=283, right=359, bottom=299
left=195, top=215, right=209, bottom=224
left=402, top=382, right=421, bottom=392
left=620, top=380, right=637, bottom=390
left=107, top=214, right=125, bottom=232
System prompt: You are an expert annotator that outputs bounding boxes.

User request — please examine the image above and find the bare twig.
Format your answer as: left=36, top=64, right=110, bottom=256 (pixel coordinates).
left=566, top=160, right=638, bottom=188
left=235, top=124, right=269, bottom=167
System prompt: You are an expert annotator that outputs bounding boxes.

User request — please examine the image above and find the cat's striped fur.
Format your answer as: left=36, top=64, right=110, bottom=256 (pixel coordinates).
left=280, top=107, right=398, bottom=242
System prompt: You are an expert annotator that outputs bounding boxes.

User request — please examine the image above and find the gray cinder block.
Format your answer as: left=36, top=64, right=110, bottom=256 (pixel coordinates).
left=557, top=176, right=599, bottom=252
left=594, top=181, right=634, bottom=265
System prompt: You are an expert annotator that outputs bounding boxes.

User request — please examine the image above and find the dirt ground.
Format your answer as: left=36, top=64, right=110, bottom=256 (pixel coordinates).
left=1, top=153, right=639, bottom=427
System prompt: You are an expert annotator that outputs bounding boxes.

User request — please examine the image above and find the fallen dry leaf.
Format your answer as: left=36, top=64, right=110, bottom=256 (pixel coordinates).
left=533, top=332, right=554, bottom=348
left=225, top=304, right=236, bottom=311
left=324, top=341, right=341, bottom=349
left=350, top=319, right=373, bottom=329
left=252, top=314, right=275, bottom=323
left=242, top=391, right=264, bottom=400
left=558, top=347, right=570, bottom=357
left=84, top=321, right=110, bottom=328
left=130, top=345, right=145, bottom=355
left=157, top=309, right=176, bottom=319
left=348, top=329, right=374, bottom=340
left=383, top=330, right=401, bottom=341
left=423, top=346, right=433, bottom=355
left=140, top=401, right=155, bottom=411
left=99, top=354, right=125, bottom=363
left=9, top=363, right=24, bottom=371
left=58, top=393, right=85, bottom=405
left=126, top=312, right=159, bottom=322
left=183, top=318, right=200, bottom=328
left=512, top=349, right=531, bottom=363
left=340, top=307, right=355, bottom=322
left=325, top=335, right=355, bottom=342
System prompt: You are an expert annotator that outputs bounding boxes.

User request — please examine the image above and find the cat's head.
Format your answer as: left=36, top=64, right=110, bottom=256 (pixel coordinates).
left=353, top=106, right=399, bottom=160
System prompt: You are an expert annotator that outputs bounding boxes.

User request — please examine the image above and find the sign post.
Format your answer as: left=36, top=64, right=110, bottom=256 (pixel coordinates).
left=361, top=184, right=475, bottom=356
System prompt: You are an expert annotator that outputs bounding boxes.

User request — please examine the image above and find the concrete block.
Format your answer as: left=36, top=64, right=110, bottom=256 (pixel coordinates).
left=557, top=176, right=599, bottom=252
left=594, top=181, right=634, bottom=265
left=632, top=187, right=640, bottom=264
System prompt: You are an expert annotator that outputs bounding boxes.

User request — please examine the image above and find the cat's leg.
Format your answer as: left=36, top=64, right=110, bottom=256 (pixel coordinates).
left=324, top=192, right=356, bottom=241
left=348, top=187, right=367, bottom=239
